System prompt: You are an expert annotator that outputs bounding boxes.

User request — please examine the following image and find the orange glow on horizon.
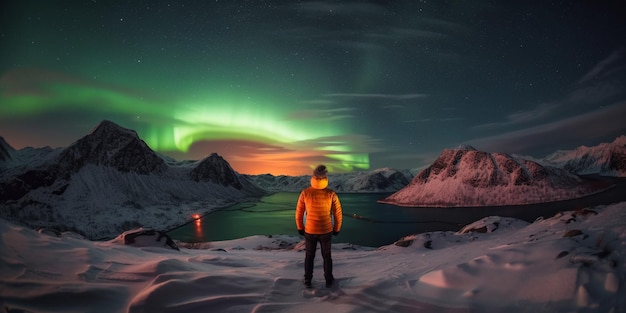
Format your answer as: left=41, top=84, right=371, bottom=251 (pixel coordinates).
left=182, top=139, right=346, bottom=176
left=230, top=159, right=313, bottom=176
left=225, top=150, right=334, bottom=175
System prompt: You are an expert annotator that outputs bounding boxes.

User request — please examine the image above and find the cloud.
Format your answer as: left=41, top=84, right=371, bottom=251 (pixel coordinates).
left=299, top=133, right=384, bottom=153
left=296, top=2, right=384, bottom=16
left=473, top=49, right=626, bottom=131
left=577, top=48, right=625, bottom=85
left=565, top=80, right=625, bottom=106
left=402, top=118, right=432, bottom=123
left=274, top=2, right=467, bottom=59
left=382, top=104, right=406, bottom=109
left=325, top=93, right=428, bottom=100
left=0, top=68, right=158, bottom=100
left=466, top=102, right=626, bottom=155
left=473, top=103, right=558, bottom=130
left=298, top=99, right=334, bottom=106
left=287, top=107, right=355, bottom=120
left=439, top=117, right=463, bottom=122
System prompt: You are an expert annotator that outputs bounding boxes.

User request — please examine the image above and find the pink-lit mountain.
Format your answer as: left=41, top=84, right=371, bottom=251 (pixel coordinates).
left=541, top=135, right=626, bottom=177
left=380, top=145, right=613, bottom=207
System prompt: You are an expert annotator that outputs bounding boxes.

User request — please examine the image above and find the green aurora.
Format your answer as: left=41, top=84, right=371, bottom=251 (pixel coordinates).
left=0, top=70, right=371, bottom=174
left=1, top=1, right=625, bottom=175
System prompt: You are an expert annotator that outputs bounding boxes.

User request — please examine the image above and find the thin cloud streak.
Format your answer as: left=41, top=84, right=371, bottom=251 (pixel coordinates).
left=326, top=93, right=428, bottom=100
left=473, top=50, right=626, bottom=132
left=287, top=107, right=355, bottom=120
left=466, top=102, right=626, bottom=156
left=473, top=103, right=558, bottom=130
left=577, top=48, right=625, bottom=85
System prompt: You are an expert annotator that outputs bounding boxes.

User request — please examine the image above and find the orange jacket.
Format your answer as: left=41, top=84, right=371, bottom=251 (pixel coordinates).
left=295, top=179, right=342, bottom=235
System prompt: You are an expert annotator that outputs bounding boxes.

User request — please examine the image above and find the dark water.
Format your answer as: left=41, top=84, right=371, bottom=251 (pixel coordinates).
left=168, top=177, right=626, bottom=247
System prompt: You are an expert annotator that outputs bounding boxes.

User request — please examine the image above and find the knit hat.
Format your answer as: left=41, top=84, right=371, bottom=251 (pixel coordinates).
left=313, top=164, right=328, bottom=178
left=311, top=164, right=328, bottom=189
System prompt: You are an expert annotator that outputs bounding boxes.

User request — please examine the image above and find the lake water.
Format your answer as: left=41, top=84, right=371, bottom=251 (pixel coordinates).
left=168, top=177, right=626, bottom=247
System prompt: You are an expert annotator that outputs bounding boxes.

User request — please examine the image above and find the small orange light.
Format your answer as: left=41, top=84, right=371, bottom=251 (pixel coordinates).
left=192, top=214, right=201, bottom=225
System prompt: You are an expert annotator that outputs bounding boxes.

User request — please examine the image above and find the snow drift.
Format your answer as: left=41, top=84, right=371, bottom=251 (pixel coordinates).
left=1, top=202, right=624, bottom=312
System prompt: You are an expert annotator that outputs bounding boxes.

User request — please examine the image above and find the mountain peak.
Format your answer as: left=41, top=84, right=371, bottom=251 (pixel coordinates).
left=613, top=135, right=626, bottom=145
left=57, top=120, right=166, bottom=174
left=455, top=144, right=476, bottom=151
left=0, top=136, right=15, bottom=162
left=190, top=153, right=243, bottom=189
left=89, top=120, right=138, bottom=138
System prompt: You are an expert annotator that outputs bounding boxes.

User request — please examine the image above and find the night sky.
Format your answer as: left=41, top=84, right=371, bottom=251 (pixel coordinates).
left=1, top=1, right=625, bottom=175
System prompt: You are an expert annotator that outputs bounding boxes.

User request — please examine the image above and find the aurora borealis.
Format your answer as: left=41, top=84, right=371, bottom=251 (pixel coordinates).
left=1, top=1, right=625, bottom=175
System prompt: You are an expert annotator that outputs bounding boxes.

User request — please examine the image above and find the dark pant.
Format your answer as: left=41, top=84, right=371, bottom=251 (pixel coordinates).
left=304, top=232, right=333, bottom=282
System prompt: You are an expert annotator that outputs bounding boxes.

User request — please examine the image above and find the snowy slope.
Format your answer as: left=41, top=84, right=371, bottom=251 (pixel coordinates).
left=1, top=201, right=624, bottom=312
left=541, top=135, right=626, bottom=177
left=0, top=121, right=267, bottom=240
left=381, top=145, right=611, bottom=207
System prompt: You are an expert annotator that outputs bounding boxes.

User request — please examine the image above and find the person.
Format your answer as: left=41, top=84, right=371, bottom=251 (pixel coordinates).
left=295, top=164, right=343, bottom=288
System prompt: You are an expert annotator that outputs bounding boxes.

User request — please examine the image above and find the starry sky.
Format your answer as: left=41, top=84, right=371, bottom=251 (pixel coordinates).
left=1, top=1, right=625, bottom=175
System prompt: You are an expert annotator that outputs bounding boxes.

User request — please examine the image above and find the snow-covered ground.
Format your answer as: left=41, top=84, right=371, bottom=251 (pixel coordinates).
left=1, top=201, right=624, bottom=312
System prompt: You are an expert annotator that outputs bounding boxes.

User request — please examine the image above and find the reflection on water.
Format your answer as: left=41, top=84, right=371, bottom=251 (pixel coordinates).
left=194, top=215, right=203, bottom=242
left=168, top=177, right=626, bottom=247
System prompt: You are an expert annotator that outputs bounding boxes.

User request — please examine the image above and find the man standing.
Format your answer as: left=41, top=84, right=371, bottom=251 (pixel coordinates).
left=295, top=164, right=342, bottom=288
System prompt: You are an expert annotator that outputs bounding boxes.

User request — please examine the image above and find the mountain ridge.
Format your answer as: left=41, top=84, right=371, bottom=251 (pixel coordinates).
left=0, top=136, right=14, bottom=163
left=1, top=121, right=624, bottom=237
left=244, top=167, right=413, bottom=193
left=541, top=135, right=626, bottom=177
left=0, top=120, right=266, bottom=239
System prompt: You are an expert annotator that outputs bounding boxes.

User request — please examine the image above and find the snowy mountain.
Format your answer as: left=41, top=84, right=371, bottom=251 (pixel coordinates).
left=381, top=145, right=612, bottom=207
left=56, top=120, right=168, bottom=175
left=244, top=167, right=413, bottom=193
left=0, top=120, right=266, bottom=239
left=540, top=135, right=626, bottom=177
left=190, top=153, right=243, bottom=189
